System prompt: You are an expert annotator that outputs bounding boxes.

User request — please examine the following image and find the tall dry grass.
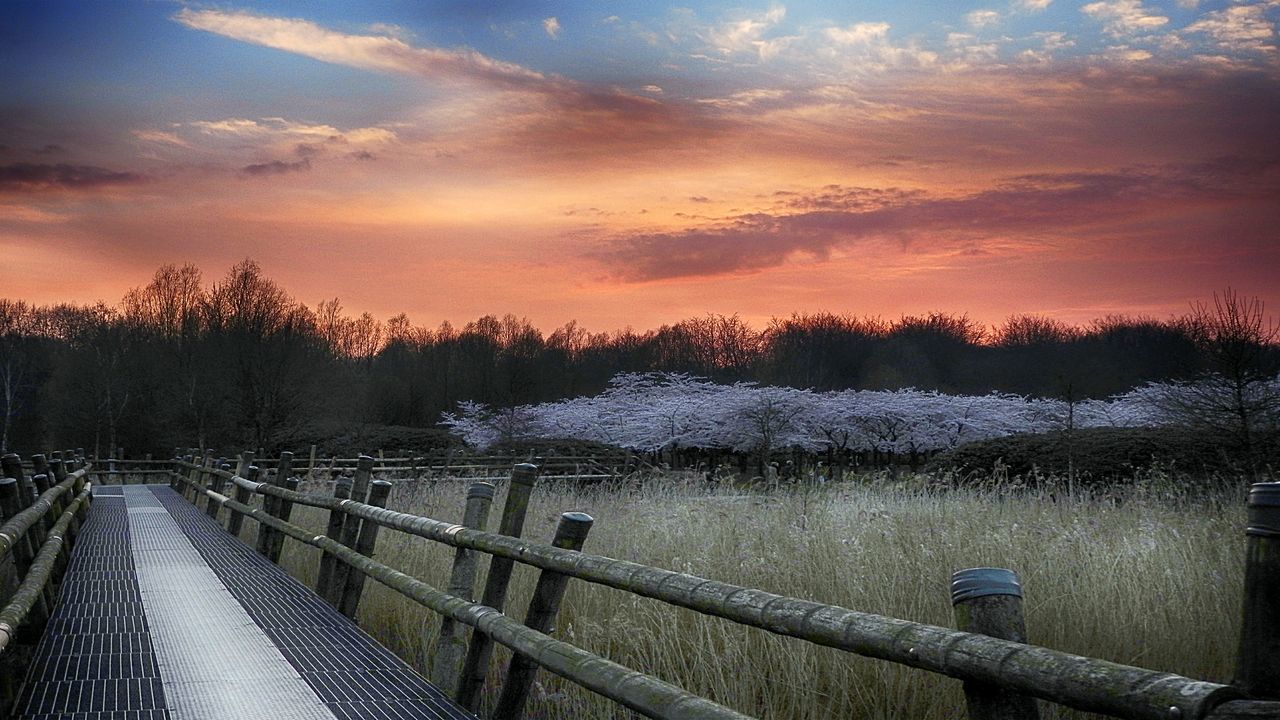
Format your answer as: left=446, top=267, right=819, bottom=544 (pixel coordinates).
left=269, top=471, right=1245, bottom=720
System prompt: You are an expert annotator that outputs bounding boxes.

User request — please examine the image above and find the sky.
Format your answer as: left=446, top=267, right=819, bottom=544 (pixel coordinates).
left=1, top=0, right=1278, bottom=333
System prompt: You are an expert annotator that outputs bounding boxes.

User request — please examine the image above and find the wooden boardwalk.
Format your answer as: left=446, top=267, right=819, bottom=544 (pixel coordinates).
left=12, top=484, right=474, bottom=720
left=4, top=456, right=1278, bottom=720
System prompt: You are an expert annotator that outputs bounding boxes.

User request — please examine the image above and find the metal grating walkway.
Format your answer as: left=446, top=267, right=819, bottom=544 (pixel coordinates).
left=13, top=485, right=476, bottom=720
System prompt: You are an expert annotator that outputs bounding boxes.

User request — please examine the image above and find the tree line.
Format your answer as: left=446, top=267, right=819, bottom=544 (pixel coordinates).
left=0, top=260, right=1273, bottom=457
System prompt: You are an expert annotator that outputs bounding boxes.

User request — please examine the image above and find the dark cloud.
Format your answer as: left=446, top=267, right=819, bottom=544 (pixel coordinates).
left=689, top=196, right=711, bottom=203
left=591, top=157, right=1280, bottom=281
left=0, top=163, right=146, bottom=192
left=34, top=144, right=66, bottom=155
left=240, top=158, right=312, bottom=177
left=349, top=150, right=376, bottom=161
left=775, top=185, right=926, bottom=211
left=294, top=142, right=324, bottom=157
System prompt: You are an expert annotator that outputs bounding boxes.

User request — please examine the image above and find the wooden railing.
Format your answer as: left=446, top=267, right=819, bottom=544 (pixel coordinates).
left=167, top=452, right=1280, bottom=720
left=167, top=446, right=627, bottom=480
left=0, top=452, right=94, bottom=711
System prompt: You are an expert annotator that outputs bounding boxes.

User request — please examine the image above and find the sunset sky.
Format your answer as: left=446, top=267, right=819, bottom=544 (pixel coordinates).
left=2, top=0, right=1278, bottom=332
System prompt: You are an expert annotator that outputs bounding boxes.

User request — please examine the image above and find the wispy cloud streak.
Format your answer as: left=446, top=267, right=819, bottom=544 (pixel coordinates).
left=0, top=163, right=146, bottom=193
left=591, top=157, right=1280, bottom=281
left=175, top=9, right=545, bottom=88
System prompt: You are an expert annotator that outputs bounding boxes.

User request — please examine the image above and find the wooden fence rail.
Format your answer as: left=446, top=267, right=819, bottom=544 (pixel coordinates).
left=0, top=454, right=93, bottom=710
left=169, top=457, right=1280, bottom=720
left=172, top=464, right=752, bottom=720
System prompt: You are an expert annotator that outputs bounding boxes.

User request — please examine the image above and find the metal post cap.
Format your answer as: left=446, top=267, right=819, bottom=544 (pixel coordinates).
left=511, top=463, right=539, bottom=484
left=467, top=482, right=496, bottom=499
left=951, top=567, right=1022, bottom=604
left=1248, top=482, right=1280, bottom=507
left=1246, top=482, right=1280, bottom=538
left=556, top=511, right=594, bottom=543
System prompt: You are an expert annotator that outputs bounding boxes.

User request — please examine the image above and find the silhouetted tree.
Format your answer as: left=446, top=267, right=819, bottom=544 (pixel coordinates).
left=1152, top=289, right=1279, bottom=464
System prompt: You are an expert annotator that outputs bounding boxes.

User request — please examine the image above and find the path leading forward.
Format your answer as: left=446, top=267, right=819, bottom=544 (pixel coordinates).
left=14, top=484, right=475, bottom=720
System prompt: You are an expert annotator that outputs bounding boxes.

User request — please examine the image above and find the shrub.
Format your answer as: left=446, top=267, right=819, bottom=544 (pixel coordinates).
left=926, top=426, right=1245, bottom=485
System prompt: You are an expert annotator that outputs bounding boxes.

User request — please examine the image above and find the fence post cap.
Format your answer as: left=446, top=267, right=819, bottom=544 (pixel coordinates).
left=1246, top=482, right=1280, bottom=538
left=1248, top=482, right=1280, bottom=507
left=950, top=567, right=1022, bottom=604
left=512, top=463, right=539, bottom=485
left=467, top=481, right=496, bottom=500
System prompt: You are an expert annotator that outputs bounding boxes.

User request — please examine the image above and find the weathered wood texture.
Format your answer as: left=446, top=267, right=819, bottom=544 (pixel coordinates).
left=328, top=455, right=374, bottom=603
left=0, top=478, right=49, bottom=620
left=182, top=479, right=754, bottom=720
left=430, top=481, right=494, bottom=695
left=258, top=451, right=292, bottom=560
left=1237, top=482, right=1280, bottom=700
left=317, top=478, right=351, bottom=607
left=457, top=463, right=539, bottom=710
left=338, top=479, right=390, bottom=619
left=175, top=460, right=1246, bottom=720
left=493, top=511, right=594, bottom=720
left=952, top=568, right=1040, bottom=720
left=0, top=483, right=91, bottom=652
left=1206, top=700, right=1280, bottom=718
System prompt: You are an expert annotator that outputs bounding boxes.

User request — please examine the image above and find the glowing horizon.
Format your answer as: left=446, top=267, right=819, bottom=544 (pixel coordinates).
left=2, top=1, right=1277, bottom=333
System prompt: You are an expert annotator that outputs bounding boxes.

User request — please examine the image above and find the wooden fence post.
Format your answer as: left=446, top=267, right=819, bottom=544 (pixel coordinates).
left=227, top=466, right=258, bottom=539
left=3, top=454, right=44, bottom=548
left=316, top=478, right=352, bottom=605
left=430, top=481, right=496, bottom=693
left=258, top=451, right=292, bottom=559
left=47, top=458, right=68, bottom=525
left=171, top=454, right=187, bottom=491
left=338, top=479, right=391, bottom=619
left=200, top=449, right=214, bottom=492
left=951, top=567, right=1040, bottom=720
left=0, top=476, right=51, bottom=625
left=184, top=458, right=202, bottom=503
left=31, top=456, right=60, bottom=515
left=268, top=477, right=300, bottom=564
left=72, top=472, right=89, bottom=524
left=493, top=511, right=594, bottom=720
left=1237, top=482, right=1280, bottom=699
left=350, top=454, right=373, bottom=503
left=235, top=450, right=255, bottom=479
left=329, top=455, right=375, bottom=603
left=206, top=462, right=230, bottom=520
left=456, top=463, right=540, bottom=710
left=29, top=474, right=55, bottom=532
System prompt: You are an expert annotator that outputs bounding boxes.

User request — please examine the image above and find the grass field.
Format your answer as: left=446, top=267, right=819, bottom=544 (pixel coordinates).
left=262, top=471, right=1247, bottom=719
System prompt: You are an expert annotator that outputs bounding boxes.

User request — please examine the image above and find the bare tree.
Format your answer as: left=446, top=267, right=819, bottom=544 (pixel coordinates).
left=0, top=300, right=39, bottom=452
left=1153, top=289, right=1279, bottom=466
left=122, top=264, right=211, bottom=444
left=204, top=260, right=318, bottom=450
